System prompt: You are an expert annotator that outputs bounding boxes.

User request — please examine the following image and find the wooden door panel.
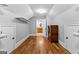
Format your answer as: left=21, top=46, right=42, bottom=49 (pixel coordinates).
left=48, top=25, right=58, bottom=43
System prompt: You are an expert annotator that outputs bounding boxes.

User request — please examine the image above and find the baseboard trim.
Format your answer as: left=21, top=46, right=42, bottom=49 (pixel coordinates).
left=8, top=34, right=30, bottom=54
left=16, top=35, right=30, bottom=49
left=59, top=40, right=72, bottom=53
left=29, top=34, right=36, bottom=36
left=59, top=40, right=66, bottom=49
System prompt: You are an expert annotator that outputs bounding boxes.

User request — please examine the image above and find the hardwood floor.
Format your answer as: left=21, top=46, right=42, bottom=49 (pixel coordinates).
left=11, top=36, right=70, bottom=54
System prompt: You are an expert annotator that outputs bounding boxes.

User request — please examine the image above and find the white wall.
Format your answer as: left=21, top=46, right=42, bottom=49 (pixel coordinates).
left=49, top=4, right=75, bottom=17
left=29, top=17, right=36, bottom=35
left=16, top=23, right=29, bottom=42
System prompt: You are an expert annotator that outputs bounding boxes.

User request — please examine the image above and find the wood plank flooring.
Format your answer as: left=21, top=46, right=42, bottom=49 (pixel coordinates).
left=11, top=36, right=70, bottom=54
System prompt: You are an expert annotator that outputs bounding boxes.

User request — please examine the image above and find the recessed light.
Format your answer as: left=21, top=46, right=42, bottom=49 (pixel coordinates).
left=36, top=8, right=47, bottom=14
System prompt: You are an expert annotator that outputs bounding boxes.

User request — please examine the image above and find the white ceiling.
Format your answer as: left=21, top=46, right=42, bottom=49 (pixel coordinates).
left=48, top=4, right=75, bottom=16
left=29, top=4, right=53, bottom=17
left=0, top=4, right=76, bottom=19
left=0, top=4, right=34, bottom=19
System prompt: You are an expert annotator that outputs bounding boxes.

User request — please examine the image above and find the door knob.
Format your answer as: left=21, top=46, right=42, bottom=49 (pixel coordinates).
left=66, top=37, right=68, bottom=39
left=12, top=37, right=15, bottom=40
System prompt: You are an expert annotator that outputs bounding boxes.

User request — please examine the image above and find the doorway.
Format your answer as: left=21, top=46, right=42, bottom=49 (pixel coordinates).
left=36, top=19, right=47, bottom=36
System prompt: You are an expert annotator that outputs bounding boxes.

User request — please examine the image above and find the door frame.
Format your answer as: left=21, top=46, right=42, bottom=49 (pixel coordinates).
left=36, top=19, right=47, bottom=36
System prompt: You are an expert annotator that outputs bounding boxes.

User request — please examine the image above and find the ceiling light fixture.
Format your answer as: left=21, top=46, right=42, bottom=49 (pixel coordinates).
left=36, top=8, right=47, bottom=14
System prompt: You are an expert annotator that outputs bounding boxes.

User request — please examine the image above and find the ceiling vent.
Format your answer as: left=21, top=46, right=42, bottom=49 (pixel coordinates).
left=0, top=4, right=8, bottom=7
left=15, top=17, right=30, bottom=23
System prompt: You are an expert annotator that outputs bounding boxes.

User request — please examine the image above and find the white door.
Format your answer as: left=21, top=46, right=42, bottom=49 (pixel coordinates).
left=0, top=36, right=8, bottom=51
left=1, top=25, right=16, bottom=52
left=36, top=19, right=46, bottom=36
left=64, top=26, right=73, bottom=50
left=64, top=26, right=79, bottom=53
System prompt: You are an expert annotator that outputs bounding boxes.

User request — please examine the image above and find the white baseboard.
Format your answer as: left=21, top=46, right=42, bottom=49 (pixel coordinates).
left=8, top=34, right=30, bottom=54
left=29, top=34, right=36, bottom=36
left=59, top=40, right=72, bottom=53
left=16, top=35, right=30, bottom=49
left=59, top=40, right=67, bottom=49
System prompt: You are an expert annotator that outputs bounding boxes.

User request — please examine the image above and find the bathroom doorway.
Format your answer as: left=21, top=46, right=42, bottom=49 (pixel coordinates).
left=36, top=19, right=47, bottom=36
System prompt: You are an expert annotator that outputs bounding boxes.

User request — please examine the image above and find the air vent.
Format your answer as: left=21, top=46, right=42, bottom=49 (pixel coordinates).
left=0, top=4, right=8, bottom=7
left=15, top=17, right=30, bottom=23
